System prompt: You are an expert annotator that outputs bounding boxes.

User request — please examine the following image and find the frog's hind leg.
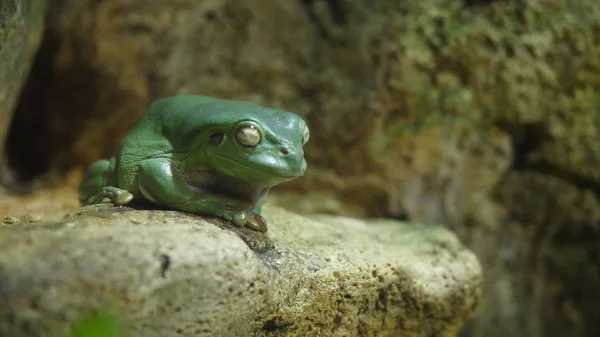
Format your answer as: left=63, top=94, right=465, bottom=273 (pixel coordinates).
left=78, top=158, right=133, bottom=206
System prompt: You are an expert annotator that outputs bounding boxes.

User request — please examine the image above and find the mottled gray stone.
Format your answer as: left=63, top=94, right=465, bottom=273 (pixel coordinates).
left=0, top=205, right=481, bottom=337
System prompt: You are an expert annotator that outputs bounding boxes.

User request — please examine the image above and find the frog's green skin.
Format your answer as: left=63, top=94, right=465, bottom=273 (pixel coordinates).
left=78, top=95, right=309, bottom=232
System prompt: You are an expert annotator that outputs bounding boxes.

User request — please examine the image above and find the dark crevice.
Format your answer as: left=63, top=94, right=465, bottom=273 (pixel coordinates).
left=300, top=0, right=329, bottom=40
left=323, top=0, right=346, bottom=25
left=300, top=0, right=346, bottom=25
left=496, top=120, right=600, bottom=199
left=5, top=2, right=105, bottom=186
left=464, top=0, right=498, bottom=6
left=299, top=0, right=346, bottom=41
left=495, top=121, right=548, bottom=171
left=382, top=211, right=409, bottom=222
left=522, top=164, right=600, bottom=200
left=261, top=317, right=292, bottom=332
left=4, top=26, right=59, bottom=184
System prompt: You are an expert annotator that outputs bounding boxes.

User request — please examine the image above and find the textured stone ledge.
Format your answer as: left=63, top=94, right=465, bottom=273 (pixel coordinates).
left=0, top=204, right=481, bottom=337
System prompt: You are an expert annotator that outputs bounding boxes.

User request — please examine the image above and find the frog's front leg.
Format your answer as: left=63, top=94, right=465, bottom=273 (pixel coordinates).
left=244, top=213, right=267, bottom=233
left=243, top=194, right=268, bottom=233
left=137, top=158, right=254, bottom=227
left=79, top=158, right=134, bottom=206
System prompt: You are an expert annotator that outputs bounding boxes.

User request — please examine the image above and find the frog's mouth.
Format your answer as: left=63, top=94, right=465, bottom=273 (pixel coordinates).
left=211, top=154, right=302, bottom=180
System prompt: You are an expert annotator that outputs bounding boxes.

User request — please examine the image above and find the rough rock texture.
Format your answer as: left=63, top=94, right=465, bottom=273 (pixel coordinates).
left=0, top=0, right=45, bottom=173
left=0, top=204, right=481, bottom=337
left=4, top=1, right=600, bottom=337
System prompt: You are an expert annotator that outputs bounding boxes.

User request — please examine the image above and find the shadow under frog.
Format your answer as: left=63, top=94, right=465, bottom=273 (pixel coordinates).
left=78, top=95, right=309, bottom=233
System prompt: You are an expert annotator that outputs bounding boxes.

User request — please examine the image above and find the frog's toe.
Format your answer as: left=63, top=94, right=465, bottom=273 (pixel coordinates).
left=246, top=214, right=268, bottom=233
left=97, top=187, right=133, bottom=206
left=114, top=192, right=134, bottom=206
left=232, top=213, right=247, bottom=227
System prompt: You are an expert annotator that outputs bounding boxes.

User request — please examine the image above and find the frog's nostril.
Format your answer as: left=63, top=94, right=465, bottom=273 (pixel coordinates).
left=280, top=148, right=289, bottom=155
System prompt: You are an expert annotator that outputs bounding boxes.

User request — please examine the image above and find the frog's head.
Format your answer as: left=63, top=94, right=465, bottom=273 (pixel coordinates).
left=181, top=100, right=309, bottom=188
left=205, top=113, right=309, bottom=187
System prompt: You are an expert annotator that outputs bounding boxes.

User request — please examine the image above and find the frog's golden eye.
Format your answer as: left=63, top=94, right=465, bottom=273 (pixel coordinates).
left=302, top=125, right=310, bottom=146
left=235, top=125, right=261, bottom=148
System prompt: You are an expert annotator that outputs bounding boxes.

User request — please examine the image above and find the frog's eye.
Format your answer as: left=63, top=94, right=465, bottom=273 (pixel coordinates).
left=302, top=125, right=310, bottom=146
left=235, top=125, right=261, bottom=148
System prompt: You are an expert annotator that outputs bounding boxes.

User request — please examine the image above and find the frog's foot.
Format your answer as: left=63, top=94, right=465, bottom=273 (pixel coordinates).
left=246, top=213, right=268, bottom=233
left=222, top=211, right=268, bottom=233
left=96, top=187, right=134, bottom=206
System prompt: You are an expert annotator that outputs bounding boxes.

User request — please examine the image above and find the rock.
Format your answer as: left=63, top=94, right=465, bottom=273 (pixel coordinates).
left=0, top=181, right=80, bottom=221
left=0, top=0, right=45, bottom=172
left=0, top=205, right=481, bottom=337
left=5, top=1, right=600, bottom=336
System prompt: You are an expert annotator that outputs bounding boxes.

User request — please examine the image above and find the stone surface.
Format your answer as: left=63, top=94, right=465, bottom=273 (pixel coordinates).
left=3, top=1, right=600, bottom=337
left=0, top=0, right=45, bottom=174
left=0, top=204, right=481, bottom=337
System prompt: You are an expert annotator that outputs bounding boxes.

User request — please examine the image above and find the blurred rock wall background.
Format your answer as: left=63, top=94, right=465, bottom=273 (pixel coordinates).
left=2, top=0, right=599, bottom=336
left=0, top=0, right=45, bottom=174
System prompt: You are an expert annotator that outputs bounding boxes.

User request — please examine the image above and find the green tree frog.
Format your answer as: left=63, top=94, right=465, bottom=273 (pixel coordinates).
left=78, top=95, right=309, bottom=232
